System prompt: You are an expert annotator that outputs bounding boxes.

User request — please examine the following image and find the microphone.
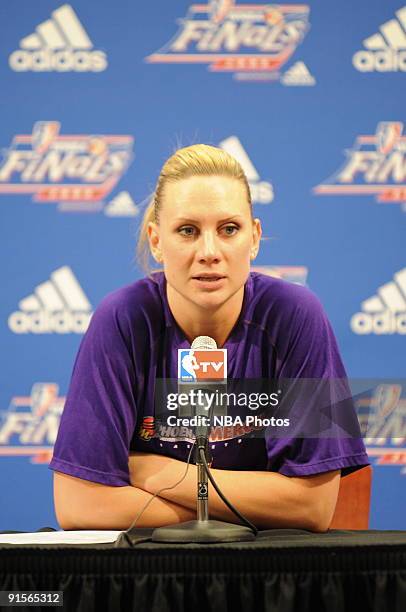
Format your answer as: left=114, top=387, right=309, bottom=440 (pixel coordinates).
left=151, top=336, right=256, bottom=543
left=191, top=335, right=217, bottom=350
left=190, top=336, right=221, bottom=522
left=178, top=335, right=228, bottom=418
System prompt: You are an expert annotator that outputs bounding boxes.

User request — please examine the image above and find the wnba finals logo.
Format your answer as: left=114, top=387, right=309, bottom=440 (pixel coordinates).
left=178, top=349, right=227, bottom=381
left=146, top=0, right=311, bottom=83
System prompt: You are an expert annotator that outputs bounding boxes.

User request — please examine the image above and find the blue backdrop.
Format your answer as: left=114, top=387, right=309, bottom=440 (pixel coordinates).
left=0, top=0, right=405, bottom=531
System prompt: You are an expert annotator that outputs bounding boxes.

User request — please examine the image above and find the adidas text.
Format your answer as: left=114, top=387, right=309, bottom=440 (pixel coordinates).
left=8, top=310, right=92, bottom=334
left=353, top=49, right=406, bottom=72
left=9, top=50, right=107, bottom=72
left=351, top=311, right=406, bottom=335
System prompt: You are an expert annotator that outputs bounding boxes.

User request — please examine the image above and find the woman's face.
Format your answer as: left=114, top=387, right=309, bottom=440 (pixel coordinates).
left=148, top=175, right=261, bottom=312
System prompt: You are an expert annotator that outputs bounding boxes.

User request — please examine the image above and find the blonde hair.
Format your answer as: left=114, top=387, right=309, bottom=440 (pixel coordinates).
left=137, top=144, right=252, bottom=272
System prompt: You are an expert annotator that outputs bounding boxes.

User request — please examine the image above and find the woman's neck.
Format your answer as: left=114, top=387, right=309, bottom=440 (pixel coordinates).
left=166, top=284, right=245, bottom=348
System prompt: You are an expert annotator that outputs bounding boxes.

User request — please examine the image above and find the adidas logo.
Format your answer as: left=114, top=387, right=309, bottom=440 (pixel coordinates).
left=218, top=136, right=274, bottom=204
left=353, top=6, right=406, bottom=72
left=351, top=267, right=406, bottom=335
left=9, top=4, right=107, bottom=72
left=8, top=266, right=93, bottom=334
left=104, top=191, right=139, bottom=217
left=281, top=62, right=316, bottom=86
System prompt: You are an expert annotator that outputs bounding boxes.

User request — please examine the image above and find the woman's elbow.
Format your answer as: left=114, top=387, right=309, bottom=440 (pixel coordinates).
left=53, top=471, right=101, bottom=530
left=306, top=497, right=338, bottom=533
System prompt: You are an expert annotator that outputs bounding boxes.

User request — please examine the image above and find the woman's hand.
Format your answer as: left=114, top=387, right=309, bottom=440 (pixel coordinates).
left=129, top=451, right=340, bottom=531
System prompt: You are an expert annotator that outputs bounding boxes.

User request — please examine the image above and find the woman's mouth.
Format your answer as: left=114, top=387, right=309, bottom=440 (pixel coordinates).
left=192, top=275, right=226, bottom=288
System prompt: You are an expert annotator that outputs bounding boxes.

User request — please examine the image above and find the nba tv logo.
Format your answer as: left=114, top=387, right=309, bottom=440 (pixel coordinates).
left=178, top=349, right=227, bottom=381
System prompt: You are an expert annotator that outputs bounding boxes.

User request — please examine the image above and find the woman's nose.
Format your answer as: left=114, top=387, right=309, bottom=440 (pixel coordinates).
left=197, top=230, right=221, bottom=262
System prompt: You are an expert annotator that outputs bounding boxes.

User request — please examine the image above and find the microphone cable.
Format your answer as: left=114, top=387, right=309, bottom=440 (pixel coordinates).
left=198, top=444, right=258, bottom=536
left=115, top=440, right=197, bottom=547
left=115, top=437, right=259, bottom=547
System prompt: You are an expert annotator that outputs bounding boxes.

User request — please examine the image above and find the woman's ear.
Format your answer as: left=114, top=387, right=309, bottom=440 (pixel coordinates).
left=251, top=218, right=262, bottom=260
left=147, top=222, right=163, bottom=263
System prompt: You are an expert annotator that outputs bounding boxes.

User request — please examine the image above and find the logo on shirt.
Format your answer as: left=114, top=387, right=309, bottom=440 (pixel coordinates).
left=251, top=265, right=308, bottom=286
left=146, top=0, right=312, bottom=84
left=0, top=384, right=64, bottom=463
left=350, top=267, right=406, bottom=335
left=138, top=416, right=156, bottom=442
left=0, top=121, right=134, bottom=214
left=356, top=383, right=406, bottom=475
left=219, top=136, right=274, bottom=204
left=178, top=349, right=227, bottom=381
left=9, top=4, right=108, bottom=72
left=8, top=266, right=93, bottom=335
left=353, top=6, right=406, bottom=73
left=314, top=122, right=406, bottom=210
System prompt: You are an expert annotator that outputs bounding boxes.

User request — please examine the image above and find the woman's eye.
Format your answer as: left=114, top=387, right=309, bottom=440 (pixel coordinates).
left=178, top=226, right=196, bottom=236
left=221, top=225, right=239, bottom=236
left=178, top=225, right=239, bottom=237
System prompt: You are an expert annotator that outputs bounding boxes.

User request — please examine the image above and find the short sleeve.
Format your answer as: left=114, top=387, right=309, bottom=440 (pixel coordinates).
left=266, top=287, right=370, bottom=477
left=49, top=295, right=137, bottom=486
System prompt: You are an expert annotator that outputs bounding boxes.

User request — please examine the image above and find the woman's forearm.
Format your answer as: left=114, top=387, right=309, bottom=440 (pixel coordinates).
left=54, top=471, right=195, bottom=530
left=129, top=453, right=340, bottom=531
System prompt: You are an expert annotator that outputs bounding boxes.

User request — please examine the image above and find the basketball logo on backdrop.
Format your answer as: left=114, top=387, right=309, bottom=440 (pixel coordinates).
left=314, top=122, right=406, bottom=209
left=356, top=383, right=406, bottom=476
left=0, top=122, right=135, bottom=214
left=146, top=0, right=314, bottom=84
left=0, top=384, right=64, bottom=464
left=178, top=350, right=227, bottom=381
left=251, top=265, right=308, bottom=286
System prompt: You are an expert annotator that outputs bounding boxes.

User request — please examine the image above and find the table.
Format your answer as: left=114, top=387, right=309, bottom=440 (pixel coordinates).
left=1, top=529, right=406, bottom=611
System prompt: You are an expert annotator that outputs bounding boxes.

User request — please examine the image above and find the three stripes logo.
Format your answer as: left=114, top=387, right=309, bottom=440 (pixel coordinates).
left=9, top=4, right=107, bottom=72
left=8, top=266, right=93, bottom=334
left=281, top=61, right=315, bottom=85
left=218, top=136, right=274, bottom=204
left=104, top=191, right=139, bottom=217
left=351, top=267, right=406, bottom=335
left=353, top=6, right=406, bottom=72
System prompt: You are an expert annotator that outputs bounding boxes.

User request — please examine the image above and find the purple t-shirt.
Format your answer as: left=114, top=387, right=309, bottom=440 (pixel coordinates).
left=49, top=272, right=369, bottom=486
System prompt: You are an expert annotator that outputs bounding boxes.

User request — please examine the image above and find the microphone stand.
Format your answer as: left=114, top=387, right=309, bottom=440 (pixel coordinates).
left=151, top=412, right=255, bottom=543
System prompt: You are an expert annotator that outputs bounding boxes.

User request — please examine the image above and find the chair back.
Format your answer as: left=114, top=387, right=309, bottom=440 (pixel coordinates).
left=329, top=465, right=372, bottom=530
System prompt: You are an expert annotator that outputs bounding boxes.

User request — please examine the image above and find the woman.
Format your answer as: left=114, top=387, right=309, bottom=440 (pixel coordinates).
left=50, top=144, right=369, bottom=531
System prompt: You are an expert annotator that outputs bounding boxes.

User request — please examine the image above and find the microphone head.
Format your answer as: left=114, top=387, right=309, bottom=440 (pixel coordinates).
left=191, top=336, right=217, bottom=350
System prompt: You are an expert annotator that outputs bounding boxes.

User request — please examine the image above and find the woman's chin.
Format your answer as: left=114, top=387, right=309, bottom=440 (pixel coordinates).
left=194, top=293, right=231, bottom=312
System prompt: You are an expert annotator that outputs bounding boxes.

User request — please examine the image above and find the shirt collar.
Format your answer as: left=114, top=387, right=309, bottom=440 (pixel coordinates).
left=154, top=270, right=252, bottom=349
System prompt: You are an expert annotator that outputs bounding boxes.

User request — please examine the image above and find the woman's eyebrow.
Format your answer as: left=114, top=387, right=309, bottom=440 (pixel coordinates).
left=173, top=215, right=244, bottom=223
